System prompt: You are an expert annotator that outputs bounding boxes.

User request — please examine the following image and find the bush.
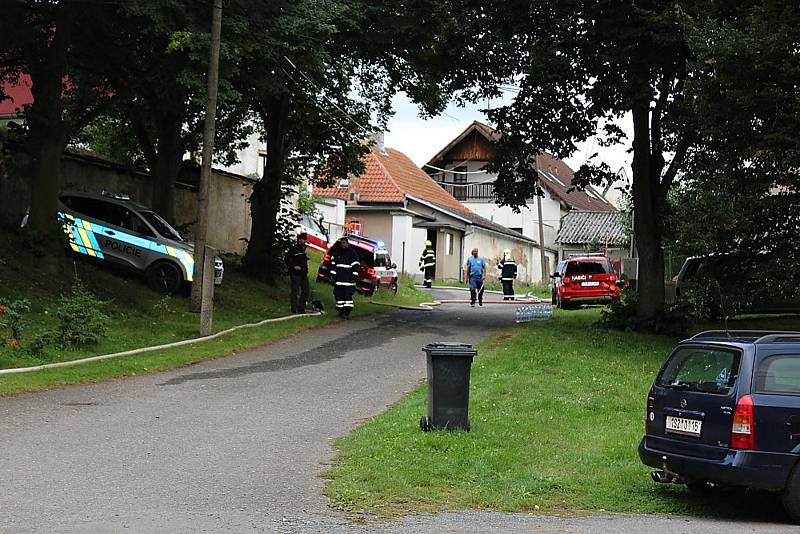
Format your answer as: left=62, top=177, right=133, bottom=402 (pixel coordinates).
left=599, top=289, right=690, bottom=336
left=0, top=298, right=30, bottom=347
left=50, top=282, right=110, bottom=348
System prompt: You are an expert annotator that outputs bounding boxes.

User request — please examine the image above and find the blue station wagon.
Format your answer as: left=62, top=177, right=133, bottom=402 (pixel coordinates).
left=639, top=330, right=800, bottom=521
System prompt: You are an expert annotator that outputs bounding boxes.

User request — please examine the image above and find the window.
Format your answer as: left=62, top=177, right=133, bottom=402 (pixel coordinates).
left=106, top=204, right=154, bottom=237
left=756, top=355, right=800, bottom=395
left=565, top=260, right=612, bottom=275
left=375, top=252, right=391, bottom=268
left=509, top=227, right=523, bottom=234
left=61, top=196, right=107, bottom=220
left=657, top=347, right=741, bottom=395
left=140, top=211, right=181, bottom=240
left=445, top=232, right=454, bottom=255
left=452, top=166, right=467, bottom=201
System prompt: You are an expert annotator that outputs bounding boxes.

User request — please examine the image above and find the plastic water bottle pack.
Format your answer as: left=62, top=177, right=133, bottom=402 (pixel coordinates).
left=515, top=303, right=553, bottom=323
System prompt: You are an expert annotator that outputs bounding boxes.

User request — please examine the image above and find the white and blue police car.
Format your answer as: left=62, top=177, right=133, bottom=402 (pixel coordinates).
left=57, top=191, right=223, bottom=293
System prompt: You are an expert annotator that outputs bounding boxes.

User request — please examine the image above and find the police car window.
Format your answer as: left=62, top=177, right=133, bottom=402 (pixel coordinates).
left=565, top=261, right=610, bottom=275
left=756, top=355, right=800, bottom=396
left=104, top=204, right=152, bottom=236
left=140, top=211, right=182, bottom=241
left=63, top=196, right=106, bottom=220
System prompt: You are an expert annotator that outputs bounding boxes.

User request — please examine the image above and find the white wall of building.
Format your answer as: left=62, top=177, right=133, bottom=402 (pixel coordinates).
left=390, top=213, right=428, bottom=279
left=439, top=161, right=562, bottom=250
left=221, top=130, right=265, bottom=178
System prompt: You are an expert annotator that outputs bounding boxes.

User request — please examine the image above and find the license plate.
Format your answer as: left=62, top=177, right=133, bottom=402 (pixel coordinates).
left=581, top=281, right=600, bottom=287
left=665, top=416, right=702, bottom=437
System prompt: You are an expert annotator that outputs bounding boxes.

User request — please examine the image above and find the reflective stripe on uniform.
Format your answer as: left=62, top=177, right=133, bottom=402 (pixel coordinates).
left=335, top=282, right=356, bottom=286
left=501, top=277, right=514, bottom=281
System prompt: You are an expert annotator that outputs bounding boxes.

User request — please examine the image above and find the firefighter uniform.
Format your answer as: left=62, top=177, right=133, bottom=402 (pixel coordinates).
left=286, top=235, right=309, bottom=314
left=419, top=241, right=436, bottom=288
left=497, top=249, right=518, bottom=300
left=331, top=241, right=360, bottom=319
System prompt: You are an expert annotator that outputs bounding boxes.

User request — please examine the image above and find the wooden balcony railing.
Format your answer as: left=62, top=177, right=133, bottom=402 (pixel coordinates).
left=436, top=181, right=496, bottom=201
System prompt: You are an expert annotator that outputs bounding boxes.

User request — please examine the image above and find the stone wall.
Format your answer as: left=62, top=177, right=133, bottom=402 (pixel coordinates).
left=0, top=142, right=255, bottom=254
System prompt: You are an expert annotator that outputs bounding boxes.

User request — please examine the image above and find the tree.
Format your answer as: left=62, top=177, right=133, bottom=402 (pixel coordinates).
left=461, top=1, right=756, bottom=322
left=0, top=1, right=108, bottom=236
left=229, top=0, right=469, bottom=282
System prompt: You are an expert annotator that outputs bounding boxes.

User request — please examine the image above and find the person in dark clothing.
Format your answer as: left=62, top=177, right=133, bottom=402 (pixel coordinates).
left=330, top=237, right=360, bottom=319
left=419, top=240, right=436, bottom=288
left=287, top=232, right=310, bottom=314
left=497, top=249, right=518, bottom=300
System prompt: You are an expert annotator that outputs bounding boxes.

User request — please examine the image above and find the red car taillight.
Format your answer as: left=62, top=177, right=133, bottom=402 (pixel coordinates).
left=731, top=395, right=756, bottom=449
left=562, top=275, right=571, bottom=284
left=366, top=267, right=377, bottom=279
left=323, top=254, right=331, bottom=263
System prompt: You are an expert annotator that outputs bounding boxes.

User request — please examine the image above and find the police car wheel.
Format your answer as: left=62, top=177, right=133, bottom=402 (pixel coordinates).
left=391, top=281, right=398, bottom=294
left=146, top=261, right=183, bottom=294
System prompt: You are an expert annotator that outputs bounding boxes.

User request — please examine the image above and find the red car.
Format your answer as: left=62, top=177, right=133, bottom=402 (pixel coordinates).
left=316, top=235, right=398, bottom=295
left=550, top=254, right=624, bottom=309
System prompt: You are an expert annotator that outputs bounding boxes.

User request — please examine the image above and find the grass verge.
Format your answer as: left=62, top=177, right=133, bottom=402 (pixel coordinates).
left=323, top=308, right=800, bottom=520
left=0, top=234, right=427, bottom=395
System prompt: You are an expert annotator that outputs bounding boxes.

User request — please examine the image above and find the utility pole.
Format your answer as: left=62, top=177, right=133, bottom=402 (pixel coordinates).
left=190, top=0, right=223, bottom=333
left=535, top=156, right=549, bottom=282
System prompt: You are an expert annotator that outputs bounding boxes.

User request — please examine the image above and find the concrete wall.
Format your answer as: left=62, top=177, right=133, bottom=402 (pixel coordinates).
left=348, top=211, right=393, bottom=248
left=0, top=144, right=255, bottom=254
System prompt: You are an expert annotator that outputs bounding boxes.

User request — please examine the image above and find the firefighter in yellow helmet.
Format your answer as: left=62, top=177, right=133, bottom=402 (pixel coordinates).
left=497, top=249, right=518, bottom=300
left=419, top=240, right=436, bottom=288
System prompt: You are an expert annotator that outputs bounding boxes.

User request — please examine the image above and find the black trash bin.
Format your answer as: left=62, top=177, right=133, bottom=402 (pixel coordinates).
left=419, top=342, right=477, bottom=432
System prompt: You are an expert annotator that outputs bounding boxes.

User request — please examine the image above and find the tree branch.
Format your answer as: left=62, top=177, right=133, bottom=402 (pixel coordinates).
left=130, top=113, right=157, bottom=166
left=659, top=136, right=691, bottom=201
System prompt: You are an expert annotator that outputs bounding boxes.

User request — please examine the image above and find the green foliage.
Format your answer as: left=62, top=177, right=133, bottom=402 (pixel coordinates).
left=0, top=299, right=30, bottom=347
left=599, top=289, right=689, bottom=336
left=296, top=188, right=317, bottom=215
left=50, top=282, right=110, bottom=348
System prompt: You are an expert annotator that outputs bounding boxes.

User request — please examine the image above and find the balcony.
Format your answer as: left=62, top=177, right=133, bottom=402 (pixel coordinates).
left=436, top=181, right=496, bottom=202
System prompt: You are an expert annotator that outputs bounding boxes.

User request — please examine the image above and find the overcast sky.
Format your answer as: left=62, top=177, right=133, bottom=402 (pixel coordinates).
left=383, top=92, right=633, bottom=179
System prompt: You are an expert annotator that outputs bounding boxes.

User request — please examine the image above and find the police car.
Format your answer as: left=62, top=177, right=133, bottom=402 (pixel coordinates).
left=57, top=191, right=224, bottom=293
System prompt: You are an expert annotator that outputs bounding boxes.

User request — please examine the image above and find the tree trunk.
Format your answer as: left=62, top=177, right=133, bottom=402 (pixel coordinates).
left=26, top=9, right=73, bottom=236
left=242, top=93, right=290, bottom=283
left=631, top=104, right=666, bottom=321
left=149, top=113, right=184, bottom=225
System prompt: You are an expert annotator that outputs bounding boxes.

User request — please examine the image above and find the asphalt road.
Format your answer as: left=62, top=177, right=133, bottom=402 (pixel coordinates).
left=0, top=289, right=796, bottom=533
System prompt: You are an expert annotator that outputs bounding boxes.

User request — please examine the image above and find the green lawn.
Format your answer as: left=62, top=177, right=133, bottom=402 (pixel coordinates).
left=323, top=308, right=800, bottom=520
left=0, top=234, right=426, bottom=395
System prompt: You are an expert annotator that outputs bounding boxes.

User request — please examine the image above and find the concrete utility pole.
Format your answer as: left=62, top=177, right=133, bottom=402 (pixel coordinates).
left=535, top=156, right=549, bottom=282
left=190, top=0, right=223, bottom=333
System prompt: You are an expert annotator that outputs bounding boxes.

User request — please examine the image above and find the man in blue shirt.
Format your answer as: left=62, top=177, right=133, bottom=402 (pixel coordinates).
left=465, top=247, right=486, bottom=307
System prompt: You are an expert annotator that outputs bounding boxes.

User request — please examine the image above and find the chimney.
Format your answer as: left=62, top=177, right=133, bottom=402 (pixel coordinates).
left=370, top=130, right=387, bottom=156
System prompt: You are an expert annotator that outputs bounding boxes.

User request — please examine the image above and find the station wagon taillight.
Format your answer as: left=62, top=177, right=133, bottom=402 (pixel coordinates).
left=731, top=394, right=756, bottom=449
left=323, top=254, right=331, bottom=263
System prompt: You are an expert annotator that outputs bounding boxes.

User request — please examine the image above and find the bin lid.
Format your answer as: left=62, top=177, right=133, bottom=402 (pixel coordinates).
left=422, top=342, right=477, bottom=357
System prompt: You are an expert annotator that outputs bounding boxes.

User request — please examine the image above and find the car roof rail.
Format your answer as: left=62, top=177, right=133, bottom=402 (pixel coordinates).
left=567, top=253, right=607, bottom=258
left=753, top=333, right=800, bottom=344
left=691, top=330, right=800, bottom=342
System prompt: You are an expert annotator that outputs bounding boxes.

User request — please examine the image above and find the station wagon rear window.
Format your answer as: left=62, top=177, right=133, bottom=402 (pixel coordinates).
left=657, top=347, right=741, bottom=395
left=565, top=260, right=612, bottom=275
left=755, top=355, right=800, bottom=395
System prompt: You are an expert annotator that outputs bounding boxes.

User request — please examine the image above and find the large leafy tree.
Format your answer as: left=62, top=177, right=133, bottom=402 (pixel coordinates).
left=0, top=1, right=109, bottom=235
left=666, top=0, right=800, bottom=304
left=462, top=1, right=758, bottom=322
left=228, top=0, right=470, bottom=282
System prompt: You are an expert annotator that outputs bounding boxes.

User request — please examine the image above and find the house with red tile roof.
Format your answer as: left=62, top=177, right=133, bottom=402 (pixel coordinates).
left=425, top=121, right=617, bottom=276
left=313, top=135, right=544, bottom=283
left=0, top=75, right=33, bottom=126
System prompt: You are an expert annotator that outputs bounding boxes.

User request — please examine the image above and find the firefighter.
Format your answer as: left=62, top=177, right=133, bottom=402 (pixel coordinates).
left=330, top=236, right=360, bottom=319
left=497, top=249, right=517, bottom=300
left=419, top=240, right=436, bottom=288
left=286, top=232, right=309, bottom=314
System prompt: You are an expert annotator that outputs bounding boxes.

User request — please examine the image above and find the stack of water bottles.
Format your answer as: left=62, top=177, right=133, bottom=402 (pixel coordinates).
left=514, top=303, right=553, bottom=323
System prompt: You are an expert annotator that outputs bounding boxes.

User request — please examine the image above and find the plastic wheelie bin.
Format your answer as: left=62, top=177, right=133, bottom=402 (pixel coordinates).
left=419, top=342, right=477, bottom=432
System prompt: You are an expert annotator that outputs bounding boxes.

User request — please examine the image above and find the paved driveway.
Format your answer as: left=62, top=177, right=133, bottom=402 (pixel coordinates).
left=0, top=289, right=795, bottom=533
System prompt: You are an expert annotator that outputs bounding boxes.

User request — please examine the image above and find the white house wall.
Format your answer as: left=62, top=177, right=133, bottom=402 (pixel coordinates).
left=439, top=161, right=561, bottom=249
left=390, top=213, right=429, bottom=279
